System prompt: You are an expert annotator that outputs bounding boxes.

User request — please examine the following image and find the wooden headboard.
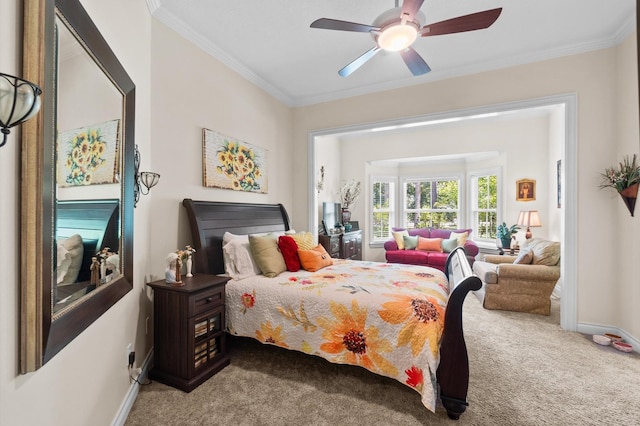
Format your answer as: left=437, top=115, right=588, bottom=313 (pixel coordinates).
left=57, top=199, right=119, bottom=282
left=183, top=199, right=291, bottom=275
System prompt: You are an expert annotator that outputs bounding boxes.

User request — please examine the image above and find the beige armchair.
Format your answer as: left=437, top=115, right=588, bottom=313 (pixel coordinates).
left=472, top=238, right=561, bottom=315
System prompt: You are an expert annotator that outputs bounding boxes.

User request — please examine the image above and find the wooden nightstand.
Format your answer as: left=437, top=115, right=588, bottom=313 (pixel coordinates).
left=147, top=274, right=230, bottom=392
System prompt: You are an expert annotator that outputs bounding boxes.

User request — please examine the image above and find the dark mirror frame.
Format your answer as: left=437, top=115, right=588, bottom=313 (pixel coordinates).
left=21, top=0, right=134, bottom=372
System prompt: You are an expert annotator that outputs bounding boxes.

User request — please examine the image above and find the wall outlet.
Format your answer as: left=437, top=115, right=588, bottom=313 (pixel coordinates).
left=126, top=343, right=133, bottom=366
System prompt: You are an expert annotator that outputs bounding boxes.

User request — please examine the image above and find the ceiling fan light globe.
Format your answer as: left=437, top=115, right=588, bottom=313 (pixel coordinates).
left=377, top=24, right=418, bottom=51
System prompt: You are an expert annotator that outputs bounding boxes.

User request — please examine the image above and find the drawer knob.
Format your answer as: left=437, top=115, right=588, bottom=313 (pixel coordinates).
left=206, top=297, right=213, bottom=303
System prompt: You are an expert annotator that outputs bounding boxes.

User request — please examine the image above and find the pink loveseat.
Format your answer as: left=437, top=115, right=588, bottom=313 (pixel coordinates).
left=384, top=228, right=479, bottom=272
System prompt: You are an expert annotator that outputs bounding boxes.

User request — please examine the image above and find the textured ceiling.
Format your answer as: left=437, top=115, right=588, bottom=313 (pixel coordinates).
left=149, top=0, right=636, bottom=106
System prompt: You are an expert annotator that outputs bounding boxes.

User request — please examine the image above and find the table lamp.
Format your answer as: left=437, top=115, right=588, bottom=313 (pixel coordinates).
left=517, top=210, right=541, bottom=239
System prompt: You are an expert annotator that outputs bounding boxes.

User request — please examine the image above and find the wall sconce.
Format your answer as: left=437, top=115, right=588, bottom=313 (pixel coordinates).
left=517, top=210, right=542, bottom=239
left=0, top=73, right=42, bottom=148
left=133, top=144, right=160, bottom=207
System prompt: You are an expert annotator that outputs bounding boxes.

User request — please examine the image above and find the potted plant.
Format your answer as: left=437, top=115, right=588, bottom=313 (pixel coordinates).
left=600, top=154, right=640, bottom=216
left=496, top=222, right=519, bottom=249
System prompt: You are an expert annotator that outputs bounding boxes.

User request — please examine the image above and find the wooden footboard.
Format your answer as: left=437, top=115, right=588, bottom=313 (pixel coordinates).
left=439, top=246, right=482, bottom=419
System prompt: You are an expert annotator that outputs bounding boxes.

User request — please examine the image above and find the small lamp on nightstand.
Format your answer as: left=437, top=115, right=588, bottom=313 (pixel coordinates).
left=517, top=210, right=541, bottom=239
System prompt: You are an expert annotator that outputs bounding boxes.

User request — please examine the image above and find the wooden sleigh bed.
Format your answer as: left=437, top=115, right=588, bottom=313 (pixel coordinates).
left=183, top=199, right=481, bottom=420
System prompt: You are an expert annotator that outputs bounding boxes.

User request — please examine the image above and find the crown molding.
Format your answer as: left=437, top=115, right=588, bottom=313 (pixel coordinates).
left=149, top=6, right=295, bottom=106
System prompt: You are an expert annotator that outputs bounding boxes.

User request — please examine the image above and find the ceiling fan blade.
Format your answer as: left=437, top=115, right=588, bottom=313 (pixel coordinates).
left=310, top=18, right=379, bottom=33
left=401, top=0, right=425, bottom=22
left=400, top=47, right=431, bottom=76
left=421, top=8, right=502, bottom=37
left=338, top=46, right=381, bottom=77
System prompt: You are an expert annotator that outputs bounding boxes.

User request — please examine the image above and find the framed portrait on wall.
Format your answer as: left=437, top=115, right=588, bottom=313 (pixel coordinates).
left=516, top=179, right=536, bottom=201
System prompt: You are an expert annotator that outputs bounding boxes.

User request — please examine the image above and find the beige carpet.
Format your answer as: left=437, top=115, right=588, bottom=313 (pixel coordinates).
left=126, top=296, right=639, bottom=425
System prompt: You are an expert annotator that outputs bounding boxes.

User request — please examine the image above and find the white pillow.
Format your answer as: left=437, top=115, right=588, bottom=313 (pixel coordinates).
left=56, top=242, right=72, bottom=285
left=222, top=233, right=261, bottom=279
left=58, top=234, right=84, bottom=285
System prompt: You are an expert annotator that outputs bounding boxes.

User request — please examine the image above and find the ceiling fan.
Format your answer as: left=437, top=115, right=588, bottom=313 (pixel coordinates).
left=310, top=0, right=502, bottom=77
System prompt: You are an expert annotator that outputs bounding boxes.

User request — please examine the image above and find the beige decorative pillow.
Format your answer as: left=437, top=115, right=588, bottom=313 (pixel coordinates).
left=290, top=231, right=315, bottom=250
left=392, top=230, right=409, bottom=249
left=525, top=239, right=561, bottom=266
left=449, top=231, right=468, bottom=246
left=249, top=234, right=286, bottom=278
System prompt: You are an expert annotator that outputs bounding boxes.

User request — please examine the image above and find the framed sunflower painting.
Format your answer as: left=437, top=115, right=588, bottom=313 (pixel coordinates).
left=56, top=119, right=120, bottom=187
left=202, top=129, right=268, bottom=193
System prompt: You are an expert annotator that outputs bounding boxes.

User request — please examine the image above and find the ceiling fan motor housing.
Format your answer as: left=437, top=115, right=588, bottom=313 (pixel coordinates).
left=371, top=7, right=425, bottom=51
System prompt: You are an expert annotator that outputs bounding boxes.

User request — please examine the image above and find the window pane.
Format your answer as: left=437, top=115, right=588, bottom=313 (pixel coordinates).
left=476, top=175, right=498, bottom=209
left=373, top=182, right=390, bottom=209
left=434, top=180, right=458, bottom=209
left=372, top=212, right=390, bottom=239
left=478, top=176, right=489, bottom=209
left=476, top=211, right=497, bottom=238
left=419, top=182, right=431, bottom=208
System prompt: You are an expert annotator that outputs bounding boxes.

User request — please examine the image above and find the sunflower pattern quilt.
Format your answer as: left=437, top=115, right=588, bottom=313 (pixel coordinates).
left=225, top=259, right=450, bottom=412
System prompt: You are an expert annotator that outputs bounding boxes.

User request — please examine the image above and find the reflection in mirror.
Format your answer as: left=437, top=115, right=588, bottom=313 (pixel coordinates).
left=53, top=16, right=123, bottom=315
left=21, top=0, right=135, bottom=372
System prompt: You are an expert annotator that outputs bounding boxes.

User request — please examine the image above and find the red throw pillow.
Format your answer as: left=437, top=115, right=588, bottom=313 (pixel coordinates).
left=278, top=235, right=301, bottom=272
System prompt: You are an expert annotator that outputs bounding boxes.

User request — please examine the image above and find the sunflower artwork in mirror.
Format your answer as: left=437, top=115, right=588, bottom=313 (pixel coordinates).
left=21, top=0, right=134, bottom=372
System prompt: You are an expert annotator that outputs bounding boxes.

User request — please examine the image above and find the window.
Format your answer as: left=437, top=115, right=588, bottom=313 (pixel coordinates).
left=403, top=178, right=459, bottom=230
left=370, top=177, right=396, bottom=243
left=471, top=173, right=498, bottom=241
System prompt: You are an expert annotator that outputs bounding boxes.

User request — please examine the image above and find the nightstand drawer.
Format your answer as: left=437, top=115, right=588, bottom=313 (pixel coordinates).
left=191, top=286, right=224, bottom=316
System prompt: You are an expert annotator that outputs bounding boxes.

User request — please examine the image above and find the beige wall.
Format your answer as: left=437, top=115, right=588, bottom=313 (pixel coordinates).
left=147, top=21, right=294, bottom=279
left=1, top=0, right=152, bottom=425
left=615, top=32, right=640, bottom=338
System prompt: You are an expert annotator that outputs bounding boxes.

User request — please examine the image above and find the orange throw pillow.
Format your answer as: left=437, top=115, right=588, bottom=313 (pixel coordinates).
left=417, top=237, right=443, bottom=252
left=298, top=244, right=333, bottom=272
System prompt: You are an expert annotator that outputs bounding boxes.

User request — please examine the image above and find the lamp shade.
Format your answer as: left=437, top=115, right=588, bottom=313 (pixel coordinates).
left=0, top=73, right=42, bottom=147
left=517, top=210, right=541, bottom=227
left=140, top=171, right=160, bottom=190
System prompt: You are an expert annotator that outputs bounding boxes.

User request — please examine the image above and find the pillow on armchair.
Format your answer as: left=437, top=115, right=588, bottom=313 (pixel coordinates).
left=523, top=238, right=560, bottom=266
left=513, top=249, right=533, bottom=264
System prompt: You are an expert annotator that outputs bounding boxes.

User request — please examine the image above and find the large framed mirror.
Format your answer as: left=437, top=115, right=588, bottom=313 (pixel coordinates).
left=21, top=0, right=135, bottom=372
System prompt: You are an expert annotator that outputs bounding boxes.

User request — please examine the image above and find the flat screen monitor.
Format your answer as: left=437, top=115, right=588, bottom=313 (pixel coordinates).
left=322, top=202, right=341, bottom=233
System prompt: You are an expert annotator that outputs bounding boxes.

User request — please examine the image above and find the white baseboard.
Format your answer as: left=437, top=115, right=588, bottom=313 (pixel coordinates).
left=576, top=323, right=640, bottom=352
left=111, top=349, right=154, bottom=426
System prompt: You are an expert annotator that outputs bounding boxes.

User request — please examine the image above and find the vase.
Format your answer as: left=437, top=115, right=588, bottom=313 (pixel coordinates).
left=499, top=237, right=511, bottom=249
left=619, top=183, right=638, bottom=217
left=341, top=208, right=351, bottom=224
left=186, top=256, right=193, bottom=277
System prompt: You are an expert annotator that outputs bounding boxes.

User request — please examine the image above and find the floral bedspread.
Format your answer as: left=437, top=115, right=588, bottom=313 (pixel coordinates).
left=225, top=259, right=450, bottom=412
